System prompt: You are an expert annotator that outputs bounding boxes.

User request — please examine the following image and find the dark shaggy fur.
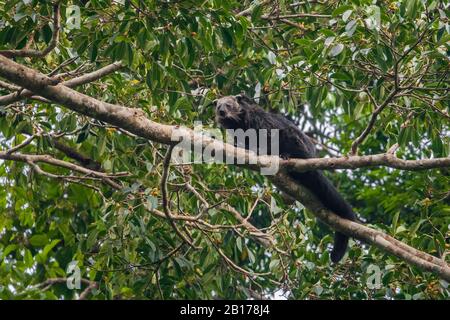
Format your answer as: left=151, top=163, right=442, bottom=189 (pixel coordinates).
left=215, top=94, right=356, bottom=263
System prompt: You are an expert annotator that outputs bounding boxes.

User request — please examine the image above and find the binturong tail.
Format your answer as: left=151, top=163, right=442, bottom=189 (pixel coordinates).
left=289, top=170, right=356, bottom=263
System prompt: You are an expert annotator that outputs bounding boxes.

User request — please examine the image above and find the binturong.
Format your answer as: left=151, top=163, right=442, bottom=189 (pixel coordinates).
left=214, top=94, right=357, bottom=263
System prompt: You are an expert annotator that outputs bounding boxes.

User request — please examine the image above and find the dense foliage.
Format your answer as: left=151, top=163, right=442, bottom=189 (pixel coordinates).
left=0, top=0, right=449, bottom=299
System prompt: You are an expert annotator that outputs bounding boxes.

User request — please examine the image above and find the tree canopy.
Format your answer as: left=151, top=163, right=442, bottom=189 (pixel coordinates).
left=0, top=0, right=449, bottom=300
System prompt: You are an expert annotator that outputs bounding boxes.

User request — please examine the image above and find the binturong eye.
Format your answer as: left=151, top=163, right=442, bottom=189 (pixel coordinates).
left=217, top=104, right=227, bottom=117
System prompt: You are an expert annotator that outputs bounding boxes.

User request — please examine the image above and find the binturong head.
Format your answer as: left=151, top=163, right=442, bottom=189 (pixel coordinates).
left=214, top=94, right=255, bottom=130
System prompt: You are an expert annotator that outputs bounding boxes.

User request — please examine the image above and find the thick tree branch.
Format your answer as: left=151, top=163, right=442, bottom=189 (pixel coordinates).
left=0, top=55, right=449, bottom=280
left=0, top=140, right=274, bottom=248
left=51, top=137, right=102, bottom=171
left=281, top=153, right=450, bottom=172
left=0, top=61, right=123, bottom=106
left=0, top=79, right=20, bottom=91
left=271, top=172, right=450, bottom=281
left=0, top=151, right=123, bottom=189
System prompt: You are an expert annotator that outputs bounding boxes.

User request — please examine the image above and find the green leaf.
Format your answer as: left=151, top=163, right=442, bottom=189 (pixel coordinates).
left=236, top=237, right=242, bottom=252
left=314, top=285, right=324, bottom=296
left=332, top=5, right=353, bottom=17
left=2, top=244, right=18, bottom=258
left=24, top=249, right=33, bottom=267
left=90, top=42, right=99, bottom=62
left=221, top=27, right=233, bottom=47
left=76, top=123, right=90, bottom=143
left=398, top=127, right=411, bottom=147
left=269, top=259, right=279, bottom=271
left=342, top=10, right=352, bottom=22
left=391, top=211, right=400, bottom=233
left=251, top=4, right=263, bottom=22
left=294, top=39, right=312, bottom=47
left=29, top=234, right=49, bottom=247
left=247, top=249, right=256, bottom=264
left=329, top=44, right=344, bottom=57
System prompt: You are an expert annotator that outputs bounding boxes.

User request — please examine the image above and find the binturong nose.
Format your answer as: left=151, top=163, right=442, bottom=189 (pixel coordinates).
left=217, top=104, right=227, bottom=117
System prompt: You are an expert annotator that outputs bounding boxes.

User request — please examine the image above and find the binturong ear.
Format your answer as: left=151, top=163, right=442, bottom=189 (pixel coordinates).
left=235, top=94, right=244, bottom=103
left=235, top=93, right=253, bottom=105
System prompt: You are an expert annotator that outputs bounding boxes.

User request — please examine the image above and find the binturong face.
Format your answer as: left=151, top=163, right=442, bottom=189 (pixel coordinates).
left=214, top=95, right=247, bottom=130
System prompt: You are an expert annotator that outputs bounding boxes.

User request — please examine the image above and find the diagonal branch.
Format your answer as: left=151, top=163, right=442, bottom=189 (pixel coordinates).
left=0, top=151, right=123, bottom=189
left=184, top=183, right=274, bottom=247
left=350, top=24, right=435, bottom=155
left=0, top=55, right=449, bottom=280
left=6, top=134, right=37, bottom=154
left=270, top=172, right=450, bottom=281
left=0, top=61, right=124, bottom=106
left=350, top=89, right=399, bottom=155
left=51, top=137, right=102, bottom=171
left=161, top=145, right=199, bottom=248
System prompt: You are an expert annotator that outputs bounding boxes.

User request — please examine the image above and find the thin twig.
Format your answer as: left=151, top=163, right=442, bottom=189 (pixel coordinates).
left=0, top=2, right=61, bottom=58
left=161, top=145, right=198, bottom=248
